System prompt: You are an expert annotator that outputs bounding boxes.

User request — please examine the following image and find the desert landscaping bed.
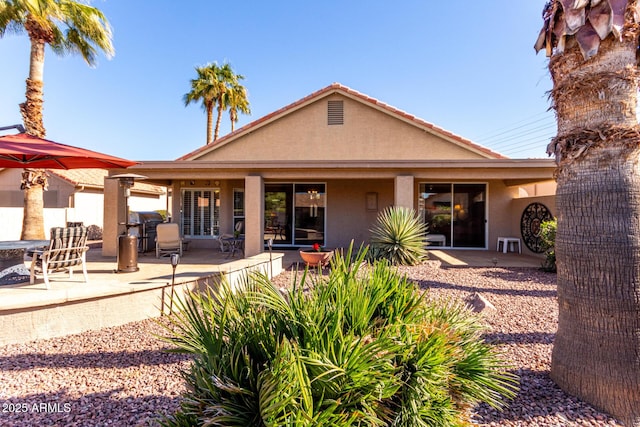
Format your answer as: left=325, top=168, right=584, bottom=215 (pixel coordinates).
left=0, top=263, right=624, bottom=426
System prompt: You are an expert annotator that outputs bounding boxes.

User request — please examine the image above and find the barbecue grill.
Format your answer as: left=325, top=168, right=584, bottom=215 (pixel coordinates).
left=128, top=211, right=165, bottom=253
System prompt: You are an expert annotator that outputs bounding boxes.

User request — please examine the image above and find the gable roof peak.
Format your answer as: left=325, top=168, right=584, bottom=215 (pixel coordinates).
left=179, top=83, right=506, bottom=160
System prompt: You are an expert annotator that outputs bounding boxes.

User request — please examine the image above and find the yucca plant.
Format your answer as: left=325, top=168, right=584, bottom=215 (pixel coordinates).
left=158, top=245, right=517, bottom=426
left=370, top=206, right=428, bottom=265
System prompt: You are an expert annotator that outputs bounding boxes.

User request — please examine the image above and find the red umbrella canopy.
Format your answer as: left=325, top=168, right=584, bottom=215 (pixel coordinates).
left=0, top=133, right=138, bottom=169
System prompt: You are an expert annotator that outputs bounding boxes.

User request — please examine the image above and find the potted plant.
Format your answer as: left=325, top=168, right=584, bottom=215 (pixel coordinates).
left=299, top=242, right=333, bottom=267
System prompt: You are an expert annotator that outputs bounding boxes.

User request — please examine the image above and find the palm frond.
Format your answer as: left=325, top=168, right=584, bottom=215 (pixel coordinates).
left=535, top=0, right=640, bottom=59
left=160, top=247, right=517, bottom=426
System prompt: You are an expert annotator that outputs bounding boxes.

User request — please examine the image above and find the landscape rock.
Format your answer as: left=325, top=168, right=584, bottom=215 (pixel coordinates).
left=467, top=292, right=497, bottom=313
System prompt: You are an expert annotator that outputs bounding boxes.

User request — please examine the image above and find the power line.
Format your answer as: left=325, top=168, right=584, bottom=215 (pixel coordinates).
left=473, top=111, right=556, bottom=157
left=475, top=111, right=553, bottom=142
left=485, top=122, right=555, bottom=149
left=501, top=140, right=552, bottom=157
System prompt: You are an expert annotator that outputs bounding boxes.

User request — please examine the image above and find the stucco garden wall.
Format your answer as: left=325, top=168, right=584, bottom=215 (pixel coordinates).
left=511, top=194, right=557, bottom=254
left=479, top=181, right=555, bottom=255
left=0, top=208, right=66, bottom=240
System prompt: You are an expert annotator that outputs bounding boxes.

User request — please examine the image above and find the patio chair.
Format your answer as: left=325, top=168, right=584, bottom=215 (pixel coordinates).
left=218, top=233, right=233, bottom=252
left=155, top=223, right=183, bottom=258
left=30, top=226, right=90, bottom=289
left=235, top=220, right=244, bottom=236
left=218, top=221, right=245, bottom=252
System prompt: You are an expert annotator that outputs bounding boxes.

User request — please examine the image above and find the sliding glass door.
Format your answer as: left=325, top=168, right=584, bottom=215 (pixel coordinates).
left=419, top=183, right=486, bottom=248
left=419, top=184, right=452, bottom=245
left=265, top=183, right=326, bottom=247
left=294, top=184, right=326, bottom=246
left=265, top=184, right=293, bottom=244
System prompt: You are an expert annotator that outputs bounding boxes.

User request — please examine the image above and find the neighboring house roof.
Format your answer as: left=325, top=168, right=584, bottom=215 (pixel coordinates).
left=179, top=82, right=506, bottom=161
left=49, top=169, right=106, bottom=188
left=50, top=169, right=165, bottom=195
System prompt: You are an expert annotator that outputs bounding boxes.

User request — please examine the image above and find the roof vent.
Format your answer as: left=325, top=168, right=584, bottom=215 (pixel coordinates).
left=327, top=100, right=344, bottom=125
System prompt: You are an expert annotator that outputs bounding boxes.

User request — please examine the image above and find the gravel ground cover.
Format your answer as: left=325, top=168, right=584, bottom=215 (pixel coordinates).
left=0, top=262, right=625, bottom=426
left=393, top=263, right=623, bottom=427
left=0, top=318, right=190, bottom=427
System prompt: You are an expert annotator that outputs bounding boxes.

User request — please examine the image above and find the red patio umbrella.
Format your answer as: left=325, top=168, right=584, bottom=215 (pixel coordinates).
left=0, top=133, right=137, bottom=169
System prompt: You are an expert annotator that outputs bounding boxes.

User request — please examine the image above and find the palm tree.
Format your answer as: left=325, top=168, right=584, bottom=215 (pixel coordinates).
left=184, top=64, right=219, bottom=145
left=212, top=63, right=236, bottom=142
left=0, top=0, right=114, bottom=240
left=225, top=81, right=250, bottom=132
left=535, top=1, right=640, bottom=424
left=184, top=62, right=247, bottom=143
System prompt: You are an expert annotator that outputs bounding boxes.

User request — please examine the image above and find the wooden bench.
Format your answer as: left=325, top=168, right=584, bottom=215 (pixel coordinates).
left=425, top=234, right=447, bottom=246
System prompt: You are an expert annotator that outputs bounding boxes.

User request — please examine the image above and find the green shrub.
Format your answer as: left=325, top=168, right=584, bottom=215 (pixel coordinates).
left=540, top=218, right=557, bottom=272
left=369, top=206, right=428, bottom=265
left=158, top=245, right=517, bottom=426
left=156, top=209, right=168, bottom=220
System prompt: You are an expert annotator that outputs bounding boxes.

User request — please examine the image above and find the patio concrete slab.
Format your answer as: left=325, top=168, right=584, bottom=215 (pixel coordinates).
left=0, top=246, right=287, bottom=346
left=428, top=249, right=544, bottom=268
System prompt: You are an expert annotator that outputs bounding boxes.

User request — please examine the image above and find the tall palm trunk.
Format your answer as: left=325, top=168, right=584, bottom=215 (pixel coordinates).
left=206, top=104, right=213, bottom=144
left=214, top=100, right=224, bottom=142
left=3, top=3, right=113, bottom=242
left=548, top=35, right=640, bottom=425
left=230, top=108, right=237, bottom=132
left=20, top=37, right=47, bottom=240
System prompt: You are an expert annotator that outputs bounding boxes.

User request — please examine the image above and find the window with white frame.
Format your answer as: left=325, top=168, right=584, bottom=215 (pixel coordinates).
left=181, top=189, right=220, bottom=237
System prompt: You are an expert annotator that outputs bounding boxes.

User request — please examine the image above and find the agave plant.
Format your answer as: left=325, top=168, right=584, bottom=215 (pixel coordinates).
left=370, top=206, right=428, bottom=265
left=158, top=245, right=517, bottom=426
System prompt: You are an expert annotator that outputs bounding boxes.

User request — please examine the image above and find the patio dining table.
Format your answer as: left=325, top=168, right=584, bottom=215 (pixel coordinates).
left=222, top=236, right=244, bottom=259
left=0, top=240, right=50, bottom=285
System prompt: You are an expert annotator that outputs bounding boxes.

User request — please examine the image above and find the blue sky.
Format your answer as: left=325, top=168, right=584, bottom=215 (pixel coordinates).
left=0, top=0, right=554, bottom=161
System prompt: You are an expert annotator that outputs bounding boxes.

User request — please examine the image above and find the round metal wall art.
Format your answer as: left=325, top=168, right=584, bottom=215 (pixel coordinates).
left=520, top=202, right=553, bottom=253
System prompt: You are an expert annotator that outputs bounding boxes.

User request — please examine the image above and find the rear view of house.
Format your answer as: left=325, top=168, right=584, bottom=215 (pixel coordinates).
left=103, top=83, right=555, bottom=257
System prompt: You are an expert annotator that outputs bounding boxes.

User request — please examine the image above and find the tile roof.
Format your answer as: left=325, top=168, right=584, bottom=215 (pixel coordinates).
left=49, top=168, right=107, bottom=187
left=50, top=169, right=165, bottom=194
left=178, top=82, right=506, bottom=160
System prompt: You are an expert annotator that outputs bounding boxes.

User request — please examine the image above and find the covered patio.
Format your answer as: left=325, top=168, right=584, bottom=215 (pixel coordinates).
left=102, top=159, right=556, bottom=259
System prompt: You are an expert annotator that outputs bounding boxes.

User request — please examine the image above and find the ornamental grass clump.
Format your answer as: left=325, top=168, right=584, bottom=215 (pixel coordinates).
left=370, top=206, right=428, bottom=265
left=159, top=245, right=517, bottom=426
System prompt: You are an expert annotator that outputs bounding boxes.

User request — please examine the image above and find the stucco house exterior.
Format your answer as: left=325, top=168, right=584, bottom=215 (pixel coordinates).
left=0, top=168, right=166, bottom=240
left=103, top=83, right=556, bottom=258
